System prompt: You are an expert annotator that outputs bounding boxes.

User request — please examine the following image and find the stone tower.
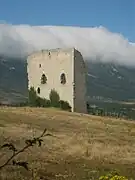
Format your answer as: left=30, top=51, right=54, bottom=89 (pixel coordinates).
left=27, top=47, right=87, bottom=113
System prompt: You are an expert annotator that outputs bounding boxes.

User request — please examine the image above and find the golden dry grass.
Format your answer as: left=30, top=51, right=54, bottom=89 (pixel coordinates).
left=0, top=107, right=135, bottom=179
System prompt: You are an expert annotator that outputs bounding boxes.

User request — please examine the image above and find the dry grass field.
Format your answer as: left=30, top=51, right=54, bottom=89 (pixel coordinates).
left=0, top=107, right=135, bottom=179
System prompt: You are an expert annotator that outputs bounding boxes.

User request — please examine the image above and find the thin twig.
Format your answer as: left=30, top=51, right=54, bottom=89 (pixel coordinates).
left=0, top=128, right=48, bottom=170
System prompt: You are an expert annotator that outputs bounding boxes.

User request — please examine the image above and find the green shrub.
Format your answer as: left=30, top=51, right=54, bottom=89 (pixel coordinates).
left=99, top=175, right=128, bottom=180
left=49, top=89, right=60, bottom=107
left=35, top=97, right=51, bottom=107
left=99, top=171, right=129, bottom=180
left=28, top=87, right=50, bottom=108
left=28, top=87, right=72, bottom=112
left=59, top=100, right=71, bottom=111
left=28, top=87, right=37, bottom=106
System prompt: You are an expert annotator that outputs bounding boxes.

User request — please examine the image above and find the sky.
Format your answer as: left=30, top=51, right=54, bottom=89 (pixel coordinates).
left=0, top=0, right=135, bottom=67
left=0, top=0, right=134, bottom=41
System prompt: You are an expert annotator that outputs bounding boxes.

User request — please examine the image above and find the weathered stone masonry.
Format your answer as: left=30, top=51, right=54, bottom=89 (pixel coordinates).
left=27, top=47, right=87, bottom=113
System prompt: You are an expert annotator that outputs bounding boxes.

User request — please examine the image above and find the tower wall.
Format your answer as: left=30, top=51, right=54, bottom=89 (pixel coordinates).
left=27, top=48, right=87, bottom=113
left=74, top=49, right=87, bottom=113
left=27, top=48, right=74, bottom=111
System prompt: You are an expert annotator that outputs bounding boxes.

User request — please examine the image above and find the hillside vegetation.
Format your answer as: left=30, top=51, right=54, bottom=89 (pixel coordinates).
left=1, top=57, right=135, bottom=103
left=0, top=107, right=135, bottom=179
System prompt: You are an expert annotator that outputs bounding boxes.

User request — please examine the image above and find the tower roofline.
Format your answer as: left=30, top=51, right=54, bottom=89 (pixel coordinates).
left=27, top=47, right=79, bottom=58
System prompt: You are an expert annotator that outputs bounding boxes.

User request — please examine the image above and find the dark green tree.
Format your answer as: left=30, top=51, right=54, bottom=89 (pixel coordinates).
left=49, top=89, right=60, bottom=107
left=59, top=100, right=71, bottom=111
left=28, top=87, right=37, bottom=106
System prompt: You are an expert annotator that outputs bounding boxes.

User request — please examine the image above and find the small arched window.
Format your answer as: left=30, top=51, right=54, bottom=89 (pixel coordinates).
left=39, top=64, right=41, bottom=68
left=41, top=74, right=47, bottom=84
left=37, top=87, right=40, bottom=94
left=60, top=73, right=66, bottom=84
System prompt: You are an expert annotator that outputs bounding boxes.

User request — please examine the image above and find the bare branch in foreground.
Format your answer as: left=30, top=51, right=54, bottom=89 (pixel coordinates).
left=0, top=128, right=52, bottom=170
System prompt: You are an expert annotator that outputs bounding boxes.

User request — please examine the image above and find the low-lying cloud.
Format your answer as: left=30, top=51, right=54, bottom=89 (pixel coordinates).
left=0, top=23, right=135, bottom=67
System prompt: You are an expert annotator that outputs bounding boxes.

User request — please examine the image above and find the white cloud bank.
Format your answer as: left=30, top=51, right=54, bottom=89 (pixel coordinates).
left=0, top=23, right=135, bottom=67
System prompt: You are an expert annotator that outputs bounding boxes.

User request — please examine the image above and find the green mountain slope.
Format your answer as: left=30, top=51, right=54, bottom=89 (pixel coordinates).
left=0, top=56, right=28, bottom=103
left=0, top=56, right=135, bottom=103
left=86, top=61, right=135, bottom=101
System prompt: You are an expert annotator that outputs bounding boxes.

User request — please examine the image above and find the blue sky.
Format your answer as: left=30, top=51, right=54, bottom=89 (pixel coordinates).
left=0, top=0, right=134, bottom=41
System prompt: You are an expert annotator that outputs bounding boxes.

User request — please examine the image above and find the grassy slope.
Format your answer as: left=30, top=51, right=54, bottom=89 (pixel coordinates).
left=0, top=107, right=135, bottom=179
